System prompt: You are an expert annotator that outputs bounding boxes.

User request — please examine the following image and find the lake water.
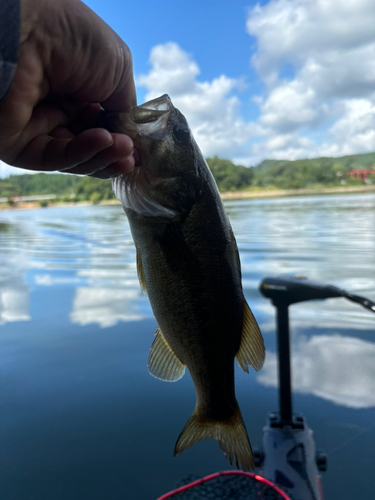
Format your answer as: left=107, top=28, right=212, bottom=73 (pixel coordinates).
left=0, top=193, right=374, bottom=500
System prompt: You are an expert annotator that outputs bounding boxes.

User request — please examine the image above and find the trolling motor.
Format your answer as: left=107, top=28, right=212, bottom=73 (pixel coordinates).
left=256, top=275, right=375, bottom=500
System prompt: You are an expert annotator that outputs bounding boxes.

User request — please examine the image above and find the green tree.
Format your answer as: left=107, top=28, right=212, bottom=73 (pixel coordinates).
left=206, top=156, right=254, bottom=192
left=90, top=191, right=102, bottom=204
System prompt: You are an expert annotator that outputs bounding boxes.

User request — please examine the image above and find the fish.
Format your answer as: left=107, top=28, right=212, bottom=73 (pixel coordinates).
left=105, top=94, right=265, bottom=471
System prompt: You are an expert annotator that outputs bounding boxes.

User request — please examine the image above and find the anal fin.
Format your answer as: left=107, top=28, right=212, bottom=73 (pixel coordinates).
left=236, top=300, right=265, bottom=373
left=148, top=327, right=185, bottom=382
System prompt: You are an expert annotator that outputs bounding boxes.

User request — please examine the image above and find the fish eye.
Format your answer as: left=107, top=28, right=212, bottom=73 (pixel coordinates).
left=172, top=125, right=190, bottom=144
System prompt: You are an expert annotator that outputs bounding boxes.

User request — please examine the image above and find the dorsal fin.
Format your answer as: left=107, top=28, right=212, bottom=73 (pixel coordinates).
left=236, top=301, right=265, bottom=373
left=136, top=248, right=147, bottom=295
left=148, top=327, right=186, bottom=382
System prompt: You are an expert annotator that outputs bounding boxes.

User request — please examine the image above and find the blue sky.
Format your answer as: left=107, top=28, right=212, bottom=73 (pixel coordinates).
left=86, top=0, right=260, bottom=83
left=1, top=0, right=375, bottom=177
left=85, top=0, right=264, bottom=120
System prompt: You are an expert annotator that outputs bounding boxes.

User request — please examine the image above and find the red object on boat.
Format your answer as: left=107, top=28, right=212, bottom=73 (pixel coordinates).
left=156, top=470, right=292, bottom=500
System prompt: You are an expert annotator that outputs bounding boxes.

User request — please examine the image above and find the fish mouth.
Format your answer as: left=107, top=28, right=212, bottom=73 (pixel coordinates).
left=129, top=95, right=173, bottom=141
left=123, top=95, right=173, bottom=168
left=100, top=95, right=173, bottom=139
left=130, top=94, right=173, bottom=124
left=101, top=95, right=174, bottom=167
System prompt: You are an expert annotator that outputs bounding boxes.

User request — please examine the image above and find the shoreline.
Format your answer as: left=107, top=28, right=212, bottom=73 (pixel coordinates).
left=220, top=184, right=375, bottom=200
left=1, top=185, right=374, bottom=211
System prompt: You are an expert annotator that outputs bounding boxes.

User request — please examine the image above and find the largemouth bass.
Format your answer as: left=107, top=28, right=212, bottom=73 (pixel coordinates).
left=106, top=95, right=265, bottom=471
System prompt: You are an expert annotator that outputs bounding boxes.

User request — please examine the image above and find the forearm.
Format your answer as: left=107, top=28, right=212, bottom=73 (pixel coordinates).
left=0, top=0, right=20, bottom=102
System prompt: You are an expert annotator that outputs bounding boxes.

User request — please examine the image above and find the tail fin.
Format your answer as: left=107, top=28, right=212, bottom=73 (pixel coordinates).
left=174, top=403, right=254, bottom=471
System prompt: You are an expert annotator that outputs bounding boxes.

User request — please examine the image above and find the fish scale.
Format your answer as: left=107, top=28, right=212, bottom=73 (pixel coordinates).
left=107, top=94, right=265, bottom=471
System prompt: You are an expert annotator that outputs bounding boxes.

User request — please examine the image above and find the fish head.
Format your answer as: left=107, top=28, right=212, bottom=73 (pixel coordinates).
left=110, top=95, right=204, bottom=218
left=130, top=94, right=197, bottom=179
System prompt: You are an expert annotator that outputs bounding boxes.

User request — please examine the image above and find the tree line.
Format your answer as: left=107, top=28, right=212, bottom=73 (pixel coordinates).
left=253, top=152, right=375, bottom=189
left=0, top=173, right=114, bottom=204
left=1, top=151, right=374, bottom=203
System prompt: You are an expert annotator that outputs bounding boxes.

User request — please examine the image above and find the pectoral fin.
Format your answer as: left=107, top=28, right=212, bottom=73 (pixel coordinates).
left=136, top=248, right=147, bottom=295
left=236, top=301, right=265, bottom=372
left=148, top=327, right=186, bottom=382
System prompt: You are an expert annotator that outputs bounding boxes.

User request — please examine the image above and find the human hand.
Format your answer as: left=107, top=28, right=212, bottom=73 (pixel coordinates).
left=0, top=0, right=136, bottom=178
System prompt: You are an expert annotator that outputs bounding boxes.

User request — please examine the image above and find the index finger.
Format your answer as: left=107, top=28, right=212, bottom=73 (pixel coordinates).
left=99, top=39, right=137, bottom=113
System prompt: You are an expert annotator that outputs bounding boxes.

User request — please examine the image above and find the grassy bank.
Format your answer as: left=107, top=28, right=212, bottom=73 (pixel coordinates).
left=220, top=184, right=375, bottom=200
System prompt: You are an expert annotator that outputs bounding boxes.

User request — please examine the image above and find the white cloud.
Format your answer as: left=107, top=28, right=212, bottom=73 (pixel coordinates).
left=252, top=133, right=316, bottom=162
left=258, top=82, right=321, bottom=133
left=319, top=98, right=375, bottom=157
left=138, top=42, right=259, bottom=160
left=258, top=335, right=375, bottom=408
left=246, top=0, right=375, bottom=161
left=137, top=42, right=199, bottom=97
left=137, top=1, right=375, bottom=165
left=247, top=0, right=375, bottom=89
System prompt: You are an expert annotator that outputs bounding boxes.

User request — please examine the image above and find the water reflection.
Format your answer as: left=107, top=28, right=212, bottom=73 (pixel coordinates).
left=258, top=334, right=375, bottom=408
left=0, top=195, right=374, bottom=500
left=0, top=255, right=30, bottom=324
left=0, top=206, right=152, bottom=328
left=228, top=194, right=375, bottom=286
left=69, top=243, right=151, bottom=327
left=70, top=287, right=146, bottom=327
left=257, top=297, right=375, bottom=334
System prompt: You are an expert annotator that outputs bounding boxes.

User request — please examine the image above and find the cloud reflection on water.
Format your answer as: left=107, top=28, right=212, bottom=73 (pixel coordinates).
left=35, top=274, right=83, bottom=286
left=70, top=287, right=147, bottom=327
left=257, top=297, right=375, bottom=335
left=69, top=265, right=152, bottom=327
left=258, top=334, right=375, bottom=408
left=0, top=258, right=30, bottom=325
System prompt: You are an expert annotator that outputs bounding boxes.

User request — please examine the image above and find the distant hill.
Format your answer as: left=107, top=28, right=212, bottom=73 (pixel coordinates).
left=0, top=151, right=374, bottom=202
left=0, top=173, right=81, bottom=197
left=253, top=152, right=375, bottom=189
left=255, top=151, right=375, bottom=171
left=0, top=173, right=114, bottom=204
